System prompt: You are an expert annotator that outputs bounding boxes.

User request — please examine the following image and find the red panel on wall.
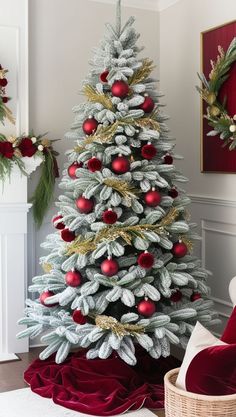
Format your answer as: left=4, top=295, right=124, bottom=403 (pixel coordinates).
left=201, top=20, right=236, bottom=172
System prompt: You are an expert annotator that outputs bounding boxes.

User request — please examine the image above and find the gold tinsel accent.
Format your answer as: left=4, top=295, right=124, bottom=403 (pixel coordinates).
left=3, top=104, right=15, bottom=125
left=41, top=138, right=51, bottom=147
left=14, top=148, right=22, bottom=158
left=42, top=263, right=53, bottom=273
left=7, top=135, right=17, bottom=144
left=0, top=68, right=7, bottom=79
left=95, top=315, right=145, bottom=337
left=103, top=178, right=139, bottom=202
left=128, top=59, right=155, bottom=86
left=84, top=85, right=114, bottom=111
left=180, top=236, right=194, bottom=252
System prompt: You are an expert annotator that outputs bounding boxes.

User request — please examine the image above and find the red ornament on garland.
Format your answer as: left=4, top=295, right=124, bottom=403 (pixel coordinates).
left=40, top=290, right=58, bottom=307
left=141, top=143, right=157, bottom=160
left=101, top=258, right=119, bottom=277
left=52, top=215, right=65, bottom=230
left=111, top=80, right=129, bottom=98
left=100, top=70, right=109, bottom=83
left=139, top=95, right=155, bottom=113
left=170, top=290, right=183, bottom=303
left=61, top=228, right=76, bottom=242
left=144, top=189, right=161, bottom=207
left=2, top=96, right=8, bottom=103
left=68, top=162, right=83, bottom=179
left=164, top=154, right=173, bottom=165
left=137, top=299, right=156, bottom=317
left=112, top=155, right=130, bottom=174
left=168, top=188, right=178, bottom=198
left=72, top=309, right=87, bottom=325
left=65, top=270, right=82, bottom=287
left=87, top=157, right=102, bottom=172
left=76, top=196, right=94, bottom=214
left=0, top=78, right=8, bottom=87
left=190, top=291, right=202, bottom=302
left=102, top=209, right=118, bottom=224
left=172, top=241, right=188, bottom=258
left=138, top=251, right=154, bottom=269
left=82, top=117, right=98, bottom=135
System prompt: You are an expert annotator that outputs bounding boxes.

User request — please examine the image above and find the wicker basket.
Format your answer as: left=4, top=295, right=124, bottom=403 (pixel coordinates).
left=164, top=368, right=236, bottom=417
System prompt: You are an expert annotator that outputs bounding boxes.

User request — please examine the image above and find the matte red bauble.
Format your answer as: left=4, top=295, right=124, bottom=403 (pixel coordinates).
left=2, top=96, right=8, bottom=103
left=0, top=78, right=8, bottom=87
left=101, top=258, right=119, bottom=277
left=52, top=215, right=65, bottom=230
left=72, top=309, right=87, bottom=325
left=111, top=156, right=130, bottom=174
left=137, top=252, right=154, bottom=269
left=141, top=143, right=157, bottom=160
left=87, top=157, right=102, bottom=172
left=137, top=299, right=156, bottom=317
left=172, top=241, right=188, bottom=258
left=100, top=70, right=109, bottom=83
left=61, top=228, right=76, bottom=242
left=144, top=190, right=161, bottom=207
left=111, top=80, right=129, bottom=98
left=102, top=209, right=118, bottom=224
left=139, top=96, right=155, bottom=113
left=170, top=290, right=183, bottom=303
left=190, top=292, right=202, bottom=302
left=68, top=162, right=83, bottom=179
left=65, top=270, right=82, bottom=287
left=168, top=188, right=178, bottom=198
left=40, top=291, right=58, bottom=307
left=82, top=118, right=98, bottom=135
left=76, top=196, right=94, bottom=214
left=164, top=154, right=173, bottom=164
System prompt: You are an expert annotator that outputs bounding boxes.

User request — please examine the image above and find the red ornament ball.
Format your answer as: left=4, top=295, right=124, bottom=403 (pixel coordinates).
left=141, top=143, right=157, bottom=160
left=190, top=292, right=202, bottom=302
left=61, top=228, right=76, bottom=242
left=76, top=196, right=94, bottom=214
left=111, top=80, right=129, bottom=98
left=168, top=188, right=179, bottom=198
left=170, top=290, right=183, bottom=302
left=0, top=78, right=8, bottom=87
left=52, top=215, right=65, bottom=230
left=144, top=189, right=162, bottom=207
left=65, top=270, right=82, bottom=287
left=139, top=96, right=155, bottom=113
left=172, top=241, right=188, bottom=258
left=68, top=162, right=83, bottom=179
left=100, top=70, right=109, bottom=83
left=111, top=155, right=130, bottom=174
left=72, top=309, right=87, bottom=325
left=40, top=290, right=58, bottom=307
left=138, top=252, right=154, bottom=269
left=82, top=117, right=98, bottom=135
left=101, top=258, right=119, bottom=277
left=164, top=154, right=173, bottom=164
left=137, top=299, right=156, bottom=317
left=2, top=96, right=8, bottom=103
left=87, top=157, right=102, bottom=172
left=102, top=209, right=118, bottom=224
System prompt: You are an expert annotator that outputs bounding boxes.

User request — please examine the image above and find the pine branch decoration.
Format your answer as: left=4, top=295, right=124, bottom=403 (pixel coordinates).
left=83, top=85, right=114, bottom=111
left=128, top=58, right=155, bottom=86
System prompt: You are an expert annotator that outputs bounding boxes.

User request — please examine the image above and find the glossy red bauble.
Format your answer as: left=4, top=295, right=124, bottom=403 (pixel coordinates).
left=164, top=154, right=173, bottom=165
left=144, top=190, right=161, bottom=207
left=72, top=309, right=87, bottom=325
left=141, top=143, right=157, bottom=160
left=76, top=196, right=94, bottom=214
left=68, top=162, right=83, bottom=179
left=87, top=157, right=102, bottom=172
left=0, top=78, right=8, bottom=87
left=137, top=252, right=154, bottom=269
left=101, top=258, right=119, bottom=277
left=111, top=156, right=130, bottom=174
left=65, top=270, right=82, bottom=287
left=102, top=209, right=118, bottom=224
left=137, top=299, right=156, bottom=317
left=52, top=215, right=65, bottom=230
left=100, top=70, right=109, bottom=83
left=190, top=292, right=202, bottom=302
left=61, top=228, right=76, bottom=242
left=172, top=241, right=188, bottom=258
left=168, top=188, right=179, bottom=198
left=40, top=291, right=58, bottom=307
left=111, top=80, right=129, bottom=98
left=170, top=290, right=183, bottom=303
left=139, top=96, right=155, bottom=113
left=82, top=118, right=98, bottom=135
left=2, top=96, right=8, bottom=103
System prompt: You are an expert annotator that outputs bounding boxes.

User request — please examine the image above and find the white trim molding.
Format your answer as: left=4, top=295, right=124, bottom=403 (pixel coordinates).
left=88, top=0, right=181, bottom=11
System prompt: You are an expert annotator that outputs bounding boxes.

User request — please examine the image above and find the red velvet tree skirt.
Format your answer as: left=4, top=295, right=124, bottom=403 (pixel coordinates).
left=24, top=348, right=180, bottom=416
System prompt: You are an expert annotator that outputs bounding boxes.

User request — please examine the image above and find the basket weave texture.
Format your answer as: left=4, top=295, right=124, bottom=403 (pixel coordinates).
left=164, top=368, right=236, bottom=417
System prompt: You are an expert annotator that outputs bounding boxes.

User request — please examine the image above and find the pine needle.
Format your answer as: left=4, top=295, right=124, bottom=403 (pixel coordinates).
left=83, top=85, right=114, bottom=111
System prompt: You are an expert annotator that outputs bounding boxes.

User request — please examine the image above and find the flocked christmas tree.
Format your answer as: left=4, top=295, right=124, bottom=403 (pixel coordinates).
left=17, top=1, right=219, bottom=366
